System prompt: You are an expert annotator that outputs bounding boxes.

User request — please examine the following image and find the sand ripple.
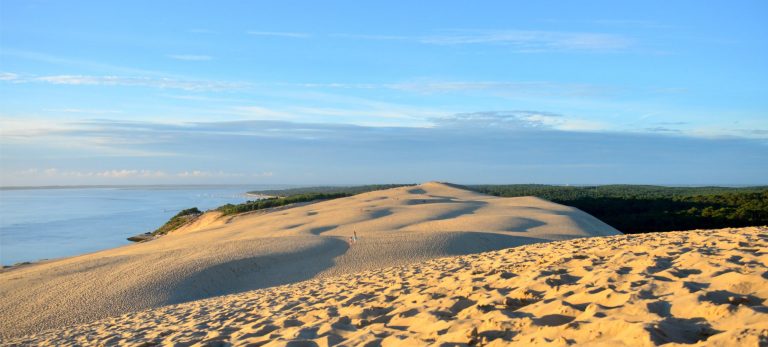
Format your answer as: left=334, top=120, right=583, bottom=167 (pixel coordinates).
left=6, top=227, right=766, bottom=346
left=0, top=182, right=618, bottom=338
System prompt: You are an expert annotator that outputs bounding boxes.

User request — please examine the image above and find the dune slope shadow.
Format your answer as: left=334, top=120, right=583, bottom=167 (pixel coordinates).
left=430, top=200, right=489, bottom=220
left=368, top=208, right=393, bottom=219
left=549, top=209, right=621, bottom=236
left=443, top=232, right=552, bottom=255
left=502, top=217, right=547, bottom=232
left=309, top=225, right=338, bottom=235
left=166, top=237, right=348, bottom=305
left=324, top=231, right=553, bottom=277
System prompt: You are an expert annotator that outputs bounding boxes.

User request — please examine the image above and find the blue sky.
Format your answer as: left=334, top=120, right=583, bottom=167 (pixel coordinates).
left=1, top=0, right=766, bottom=185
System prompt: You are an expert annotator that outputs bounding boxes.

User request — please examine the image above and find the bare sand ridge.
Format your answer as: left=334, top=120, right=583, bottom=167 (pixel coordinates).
left=5, top=227, right=766, bottom=346
left=0, top=182, right=618, bottom=338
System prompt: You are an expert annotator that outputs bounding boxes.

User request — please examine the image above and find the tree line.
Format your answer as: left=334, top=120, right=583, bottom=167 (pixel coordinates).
left=465, top=184, right=768, bottom=233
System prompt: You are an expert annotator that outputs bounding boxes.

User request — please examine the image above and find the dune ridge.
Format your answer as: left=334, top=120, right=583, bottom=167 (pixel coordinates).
left=4, top=227, right=766, bottom=346
left=0, top=182, right=618, bottom=338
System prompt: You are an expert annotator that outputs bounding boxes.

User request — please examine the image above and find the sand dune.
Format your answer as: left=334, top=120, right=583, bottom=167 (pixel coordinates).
left=0, top=182, right=618, bottom=338
left=5, top=227, right=766, bottom=346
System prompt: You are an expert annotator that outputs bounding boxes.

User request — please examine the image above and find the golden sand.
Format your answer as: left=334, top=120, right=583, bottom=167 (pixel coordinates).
left=0, top=182, right=618, bottom=338
left=4, top=227, right=766, bottom=346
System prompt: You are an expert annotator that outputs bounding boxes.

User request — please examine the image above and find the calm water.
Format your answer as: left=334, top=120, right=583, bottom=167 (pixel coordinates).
left=0, top=185, right=285, bottom=265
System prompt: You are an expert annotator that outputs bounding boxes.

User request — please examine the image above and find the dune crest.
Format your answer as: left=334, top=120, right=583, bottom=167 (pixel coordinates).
left=0, top=182, right=618, bottom=337
left=6, top=227, right=766, bottom=346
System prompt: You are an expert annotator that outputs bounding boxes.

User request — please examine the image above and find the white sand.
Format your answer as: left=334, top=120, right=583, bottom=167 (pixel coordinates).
left=0, top=182, right=618, bottom=338
left=5, top=227, right=766, bottom=346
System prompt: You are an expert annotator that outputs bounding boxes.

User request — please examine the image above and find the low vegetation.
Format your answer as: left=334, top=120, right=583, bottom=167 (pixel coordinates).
left=151, top=207, right=202, bottom=236
left=465, top=184, right=768, bottom=233
left=216, top=193, right=349, bottom=216
left=247, top=184, right=415, bottom=197
left=149, top=185, right=414, bottom=238
left=152, top=184, right=767, bottom=237
left=218, top=184, right=415, bottom=216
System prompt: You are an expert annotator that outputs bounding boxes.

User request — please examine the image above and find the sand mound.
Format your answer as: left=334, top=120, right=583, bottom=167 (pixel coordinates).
left=5, top=227, right=765, bottom=346
left=0, top=182, right=618, bottom=338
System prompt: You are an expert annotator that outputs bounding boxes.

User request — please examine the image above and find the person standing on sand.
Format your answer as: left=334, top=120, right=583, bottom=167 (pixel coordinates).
left=353, top=231, right=358, bottom=243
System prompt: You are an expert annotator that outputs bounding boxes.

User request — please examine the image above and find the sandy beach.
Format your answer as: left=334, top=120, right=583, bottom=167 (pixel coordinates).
left=3, top=226, right=766, bottom=346
left=0, top=182, right=618, bottom=339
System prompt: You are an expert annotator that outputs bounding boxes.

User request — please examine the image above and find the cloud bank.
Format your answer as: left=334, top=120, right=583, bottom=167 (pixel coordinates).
left=2, top=117, right=765, bottom=186
left=1, top=73, right=245, bottom=91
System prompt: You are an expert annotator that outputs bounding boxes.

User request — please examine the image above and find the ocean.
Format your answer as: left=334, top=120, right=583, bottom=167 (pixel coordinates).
left=0, top=185, right=285, bottom=266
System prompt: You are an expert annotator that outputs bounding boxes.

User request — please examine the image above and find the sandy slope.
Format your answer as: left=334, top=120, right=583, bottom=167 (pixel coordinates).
left=0, top=182, right=618, bottom=338
left=5, top=227, right=766, bottom=346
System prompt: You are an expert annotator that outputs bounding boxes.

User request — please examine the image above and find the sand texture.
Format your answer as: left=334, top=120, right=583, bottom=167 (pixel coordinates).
left=0, top=182, right=619, bottom=338
left=4, top=227, right=766, bottom=346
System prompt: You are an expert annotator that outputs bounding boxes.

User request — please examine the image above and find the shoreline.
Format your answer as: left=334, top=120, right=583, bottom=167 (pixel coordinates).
left=0, top=182, right=621, bottom=337
left=0, top=186, right=264, bottom=267
left=243, top=193, right=276, bottom=199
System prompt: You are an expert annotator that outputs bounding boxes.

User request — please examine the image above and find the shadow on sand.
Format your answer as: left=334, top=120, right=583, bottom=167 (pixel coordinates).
left=166, top=237, right=348, bottom=305
left=443, top=232, right=552, bottom=255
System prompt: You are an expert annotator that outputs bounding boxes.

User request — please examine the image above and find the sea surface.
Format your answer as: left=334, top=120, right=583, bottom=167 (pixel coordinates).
left=0, top=185, right=286, bottom=266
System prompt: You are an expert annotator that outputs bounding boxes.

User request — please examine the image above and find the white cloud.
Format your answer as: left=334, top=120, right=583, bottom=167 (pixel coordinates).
left=177, top=170, right=245, bottom=178
left=421, top=30, right=631, bottom=51
left=167, top=54, right=213, bottom=61
left=332, top=30, right=631, bottom=52
left=11, top=168, right=257, bottom=179
left=0, top=72, right=19, bottom=81
left=11, top=168, right=168, bottom=178
left=293, top=80, right=612, bottom=98
left=3, top=73, right=246, bottom=91
left=1, top=48, right=168, bottom=76
left=391, top=81, right=610, bottom=97
left=245, top=30, right=630, bottom=52
left=228, top=100, right=442, bottom=127
left=247, top=31, right=310, bottom=38
left=434, top=111, right=607, bottom=132
left=0, top=116, right=178, bottom=157
left=96, top=169, right=169, bottom=178
left=43, top=108, right=123, bottom=115
left=0, top=117, right=82, bottom=137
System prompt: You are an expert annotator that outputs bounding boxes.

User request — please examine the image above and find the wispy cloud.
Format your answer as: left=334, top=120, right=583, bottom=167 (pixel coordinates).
left=176, top=170, right=270, bottom=178
left=2, top=73, right=246, bottom=91
left=1, top=48, right=168, bottom=75
left=167, top=54, right=213, bottom=61
left=391, top=81, right=612, bottom=97
left=42, top=108, right=123, bottom=115
left=294, top=80, right=614, bottom=98
left=228, top=104, right=439, bottom=127
left=433, top=111, right=607, bottom=132
left=592, top=19, right=672, bottom=29
left=0, top=117, right=178, bottom=157
left=420, top=30, right=631, bottom=51
left=252, top=30, right=631, bottom=52
left=247, top=31, right=311, bottom=38
left=644, top=126, right=682, bottom=134
left=12, top=168, right=266, bottom=179
left=538, top=18, right=672, bottom=29
left=0, top=72, right=19, bottom=81
left=332, top=30, right=631, bottom=52
left=3, top=118, right=764, bottom=186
